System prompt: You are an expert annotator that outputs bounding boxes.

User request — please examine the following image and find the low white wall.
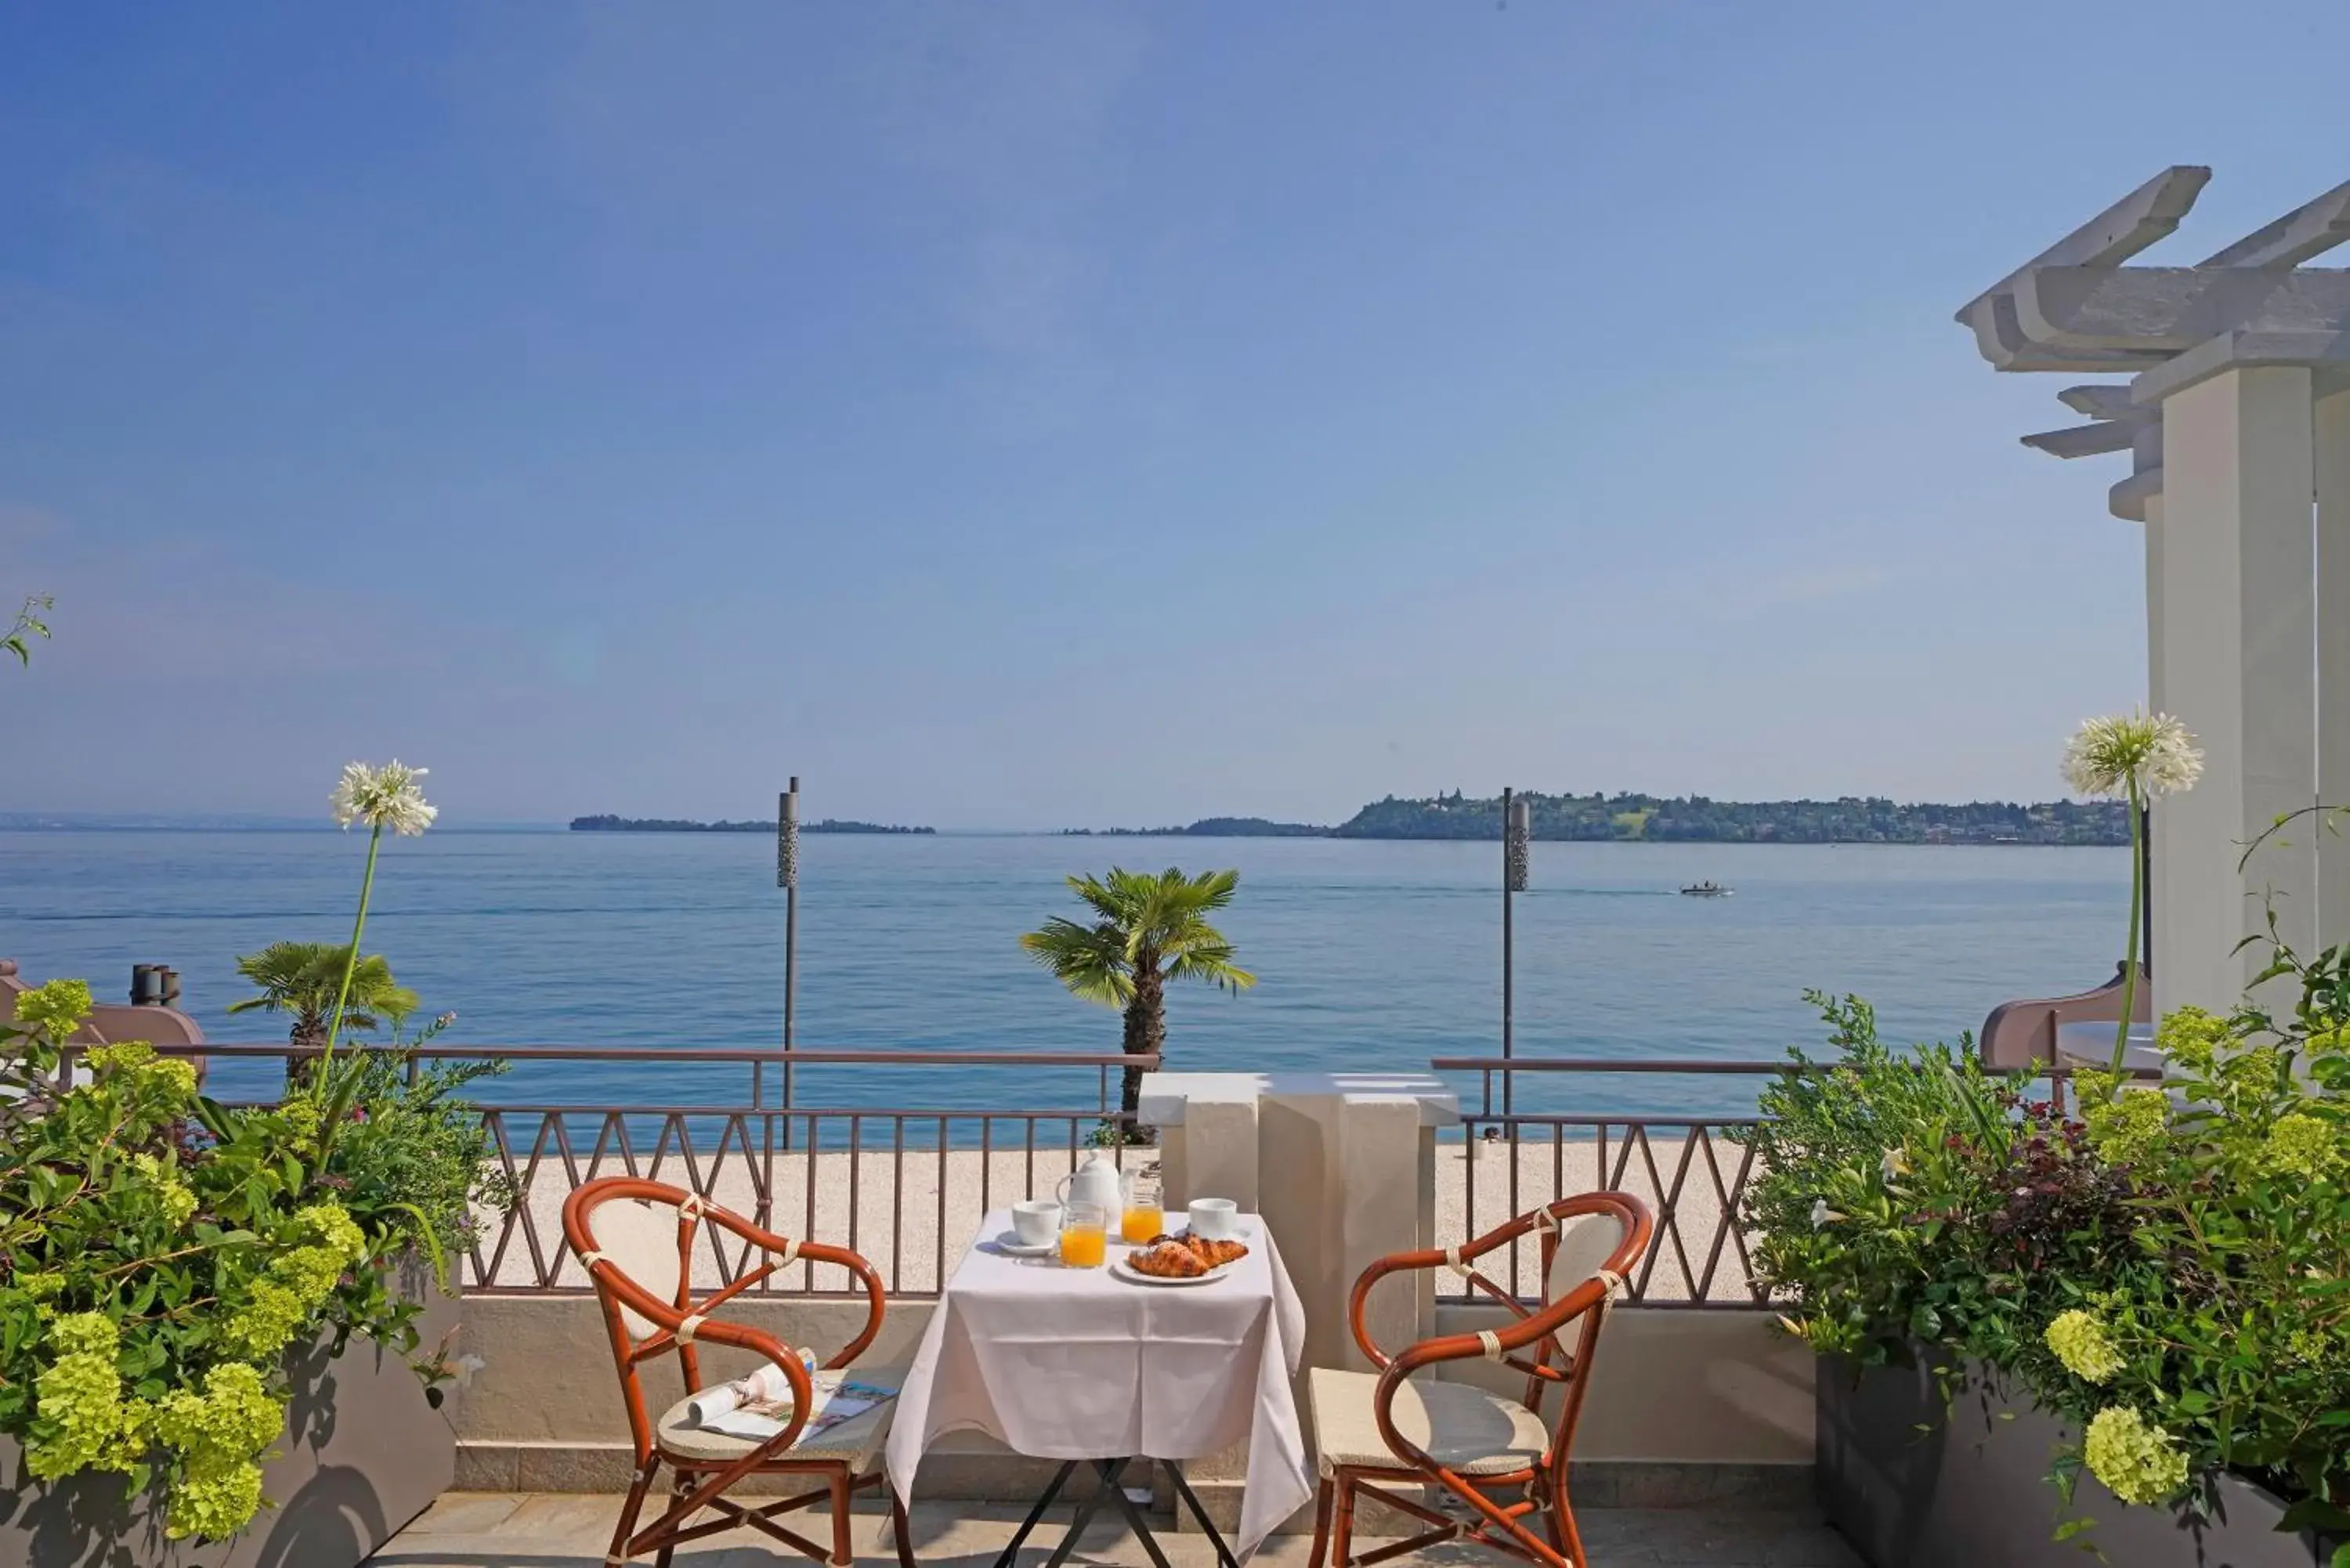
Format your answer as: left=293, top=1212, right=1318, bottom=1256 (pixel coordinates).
left=1434, top=1303, right=1813, bottom=1465
left=454, top=1294, right=1810, bottom=1498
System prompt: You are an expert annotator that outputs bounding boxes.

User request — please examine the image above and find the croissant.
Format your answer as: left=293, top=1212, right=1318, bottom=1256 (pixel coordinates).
left=1130, top=1241, right=1210, bottom=1278
left=1143, top=1230, right=1249, bottom=1270
left=1188, top=1235, right=1249, bottom=1269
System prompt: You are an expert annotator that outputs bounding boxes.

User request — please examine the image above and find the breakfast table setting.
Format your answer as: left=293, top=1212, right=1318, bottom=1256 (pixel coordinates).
left=883, top=1153, right=1312, bottom=1567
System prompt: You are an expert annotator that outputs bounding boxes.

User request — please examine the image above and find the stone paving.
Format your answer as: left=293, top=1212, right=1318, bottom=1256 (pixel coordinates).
left=373, top=1493, right=1864, bottom=1567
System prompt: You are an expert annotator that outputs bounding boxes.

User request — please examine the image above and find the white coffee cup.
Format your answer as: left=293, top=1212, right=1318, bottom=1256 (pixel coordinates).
left=1010, top=1199, right=1065, bottom=1248
left=1187, top=1198, right=1240, bottom=1241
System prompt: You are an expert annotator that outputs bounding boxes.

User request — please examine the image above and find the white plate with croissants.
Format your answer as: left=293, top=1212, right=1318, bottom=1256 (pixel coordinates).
left=1112, top=1230, right=1251, bottom=1286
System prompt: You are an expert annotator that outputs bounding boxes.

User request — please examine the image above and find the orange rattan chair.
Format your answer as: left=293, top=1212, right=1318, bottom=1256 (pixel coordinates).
left=561, top=1176, right=917, bottom=1568
left=1305, top=1192, right=1654, bottom=1568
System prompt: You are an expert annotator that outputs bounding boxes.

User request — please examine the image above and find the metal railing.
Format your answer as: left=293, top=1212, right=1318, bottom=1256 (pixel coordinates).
left=1430, top=1057, right=1785, bottom=1310
left=1428, top=1053, right=2155, bottom=1310
left=143, top=1042, right=1157, bottom=1300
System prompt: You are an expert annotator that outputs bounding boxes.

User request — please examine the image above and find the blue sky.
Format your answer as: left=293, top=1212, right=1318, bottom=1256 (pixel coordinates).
left=5, top=2, right=2348, bottom=828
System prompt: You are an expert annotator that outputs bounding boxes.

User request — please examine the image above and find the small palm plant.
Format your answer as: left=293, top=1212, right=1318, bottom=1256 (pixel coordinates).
left=228, top=941, right=418, bottom=1046
left=1021, top=867, right=1256, bottom=1124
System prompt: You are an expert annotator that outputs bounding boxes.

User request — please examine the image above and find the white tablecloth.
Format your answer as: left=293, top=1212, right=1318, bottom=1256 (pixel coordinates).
left=885, top=1210, right=1311, bottom=1560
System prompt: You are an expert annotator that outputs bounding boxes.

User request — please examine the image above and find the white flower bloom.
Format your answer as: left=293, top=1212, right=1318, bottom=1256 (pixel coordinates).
left=1810, top=1198, right=1845, bottom=1229
left=1880, top=1148, right=1910, bottom=1183
left=2063, top=713, right=2203, bottom=800
left=329, top=760, right=437, bottom=836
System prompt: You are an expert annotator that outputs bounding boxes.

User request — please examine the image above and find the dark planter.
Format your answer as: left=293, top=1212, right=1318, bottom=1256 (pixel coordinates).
left=0, top=1286, right=458, bottom=1568
left=1817, top=1350, right=2340, bottom=1568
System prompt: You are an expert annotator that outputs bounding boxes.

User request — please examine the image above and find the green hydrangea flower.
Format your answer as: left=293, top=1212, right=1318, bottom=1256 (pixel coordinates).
left=146, top=1363, right=287, bottom=1539
left=2263, top=1113, right=2338, bottom=1180
left=82, top=1040, right=197, bottom=1100
left=16, top=1270, right=65, bottom=1301
left=163, top=1462, right=266, bottom=1543
left=2083, top=1406, right=2189, bottom=1506
left=24, top=1313, right=138, bottom=1482
left=2044, top=1310, right=2125, bottom=1384
left=16, top=978, right=92, bottom=1040
left=132, top=1152, right=200, bottom=1230
left=2085, top=1089, right=2168, bottom=1166
left=84, top=1040, right=154, bottom=1075
left=2154, top=1006, right=2232, bottom=1071
left=217, top=1203, right=370, bottom=1362
left=218, top=1282, right=309, bottom=1363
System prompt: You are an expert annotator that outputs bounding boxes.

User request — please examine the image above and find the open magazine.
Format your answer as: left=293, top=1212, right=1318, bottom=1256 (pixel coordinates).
left=696, top=1371, right=898, bottom=1444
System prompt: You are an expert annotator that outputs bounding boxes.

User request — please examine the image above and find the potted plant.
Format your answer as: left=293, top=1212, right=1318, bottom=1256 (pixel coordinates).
left=1741, top=978, right=2350, bottom=1568
left=0, top=761, right=510, bottom=1567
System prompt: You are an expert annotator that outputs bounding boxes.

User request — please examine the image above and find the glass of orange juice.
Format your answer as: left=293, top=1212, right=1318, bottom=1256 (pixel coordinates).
left=1120, top=1171, right=1164, bottom=1245
left=1060, top=1202, right=1108, bottom=1268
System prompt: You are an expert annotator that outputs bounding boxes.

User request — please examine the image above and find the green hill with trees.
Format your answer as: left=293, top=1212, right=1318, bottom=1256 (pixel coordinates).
left=1330, top=791, right=2127, bottom=845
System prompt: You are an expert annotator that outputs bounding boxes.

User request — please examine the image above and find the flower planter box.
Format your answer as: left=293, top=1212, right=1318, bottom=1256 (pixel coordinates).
left=1817, top=1351, right=2340, bottom=1568
left=0, top=1288, right=457, bottom=1568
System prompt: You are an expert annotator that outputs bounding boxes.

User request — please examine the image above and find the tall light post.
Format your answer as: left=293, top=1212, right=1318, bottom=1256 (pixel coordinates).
left=1502, top=789, right=1530, bottom=1115
left=778, top=777, right=800, bottom=1116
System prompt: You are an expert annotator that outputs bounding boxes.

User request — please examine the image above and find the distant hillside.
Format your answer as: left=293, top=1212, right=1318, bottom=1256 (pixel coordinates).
left=569, top=815, right=934, bottom=835
left=1332, top=792, right=2129, bottom=846
left=1061, top=817, right=1329, bottom=838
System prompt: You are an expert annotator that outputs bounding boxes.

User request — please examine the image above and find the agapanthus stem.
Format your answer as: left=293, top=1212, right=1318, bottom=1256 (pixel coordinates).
left=324, top=822, right=384, bottom=1068
left=2113, top=782, right=2145, bottom=1073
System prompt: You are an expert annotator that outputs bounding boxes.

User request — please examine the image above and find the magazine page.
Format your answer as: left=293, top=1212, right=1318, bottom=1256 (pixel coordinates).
left=700, top=1373, right=896, bottom=1443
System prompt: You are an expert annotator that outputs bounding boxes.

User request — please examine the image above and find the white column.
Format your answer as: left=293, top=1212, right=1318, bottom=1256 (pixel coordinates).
left=2144, top=490, right=2171, bottom=988
left=2153, top=367, right=2317, bottom=1017
left=2319, top=383, right=2350, bottom=951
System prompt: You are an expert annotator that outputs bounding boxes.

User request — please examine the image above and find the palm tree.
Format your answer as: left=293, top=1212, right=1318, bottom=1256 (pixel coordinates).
left=1020, top=867, right=1256, bottom=1122
left=229, top=941, right=418, bottom=1050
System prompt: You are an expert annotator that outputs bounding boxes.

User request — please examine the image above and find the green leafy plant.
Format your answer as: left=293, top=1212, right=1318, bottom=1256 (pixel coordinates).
left=1020, top=866, right=1255, bottom=1121
left=1741, top=971, right=2350, bottom=1558
left=0, top=979, right=504, bottom=1543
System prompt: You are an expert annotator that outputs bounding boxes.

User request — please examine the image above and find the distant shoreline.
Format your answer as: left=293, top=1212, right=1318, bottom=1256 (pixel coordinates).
left=1054, top=794, right=2131, bottom=847
left=569, top=815, right=935, bottom=835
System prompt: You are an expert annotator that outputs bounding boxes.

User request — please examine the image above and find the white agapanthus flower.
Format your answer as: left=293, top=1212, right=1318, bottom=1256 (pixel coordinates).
left=2063, top=713, right=2203, bottom=800
left=330, top=760, right=437, bottom=836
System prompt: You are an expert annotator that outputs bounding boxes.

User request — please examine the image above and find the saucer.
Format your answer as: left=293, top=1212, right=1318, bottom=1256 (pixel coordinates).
left=990, top=1230, right=1060, bottom=1258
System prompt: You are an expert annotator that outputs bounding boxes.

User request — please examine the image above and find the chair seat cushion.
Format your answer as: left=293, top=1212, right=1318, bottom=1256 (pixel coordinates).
left=1307, top=1367, right=1549, bottom=1480
left=656, top=1365, right=905, bottom=1469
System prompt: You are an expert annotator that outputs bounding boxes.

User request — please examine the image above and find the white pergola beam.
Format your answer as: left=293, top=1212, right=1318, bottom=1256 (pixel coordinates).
left=2021, top=421, right=2142, bottom=458
left=1958, top=165, right=2211, bottom=320
left=2202, top=178, right=2350, bottom=269
left=2059, top=384, right=2137, bottom=419
left=1966, top=291, right=2174, bottom=372
left=1958, top=168, right=2213, bottom=373
left=2016, top=266, right=2350, bottom=352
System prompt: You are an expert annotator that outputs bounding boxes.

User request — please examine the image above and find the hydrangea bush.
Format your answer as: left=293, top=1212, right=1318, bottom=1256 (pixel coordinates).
left=1741, top=968, right=2350, bottom=1555
left=0, top=978, right=504, bottom=1542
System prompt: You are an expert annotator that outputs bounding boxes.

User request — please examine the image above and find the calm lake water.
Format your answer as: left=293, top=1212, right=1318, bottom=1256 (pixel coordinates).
left=1, top=830, right=2126, bottom=1119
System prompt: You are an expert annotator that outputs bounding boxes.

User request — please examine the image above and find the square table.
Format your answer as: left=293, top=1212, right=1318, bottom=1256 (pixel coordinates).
left=884, top=1210, right=1311, bottom=1565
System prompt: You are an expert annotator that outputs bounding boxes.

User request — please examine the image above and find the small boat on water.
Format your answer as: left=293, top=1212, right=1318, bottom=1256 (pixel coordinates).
left=1679, top=880, right=1733, bottom=898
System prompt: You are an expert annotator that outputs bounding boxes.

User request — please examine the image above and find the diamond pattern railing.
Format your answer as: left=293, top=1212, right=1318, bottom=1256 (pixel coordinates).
left=1446, top=1114, right=1765, bottom=1306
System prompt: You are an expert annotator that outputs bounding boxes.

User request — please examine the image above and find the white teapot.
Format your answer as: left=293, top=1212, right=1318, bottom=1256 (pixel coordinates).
left=1056, top=1150, right=1126, bottom=1216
